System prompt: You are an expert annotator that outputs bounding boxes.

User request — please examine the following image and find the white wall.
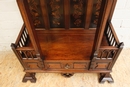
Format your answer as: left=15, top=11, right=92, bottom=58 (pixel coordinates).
left=0, top=0, right=23, bottom=51
left=112, top=0, right=130, bottom=48
left=0, top=0, right=130, bottom=51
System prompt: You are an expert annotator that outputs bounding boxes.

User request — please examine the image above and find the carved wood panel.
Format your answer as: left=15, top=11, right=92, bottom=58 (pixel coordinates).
left=70, top=0, right=86, bottom=28
left=46, top=0, right=64, bottom=28
left=27, top=0, right=44, bottom=28
left=90, top=0, right=102, bottom=28
left=27, top=0, right=102, bottom=29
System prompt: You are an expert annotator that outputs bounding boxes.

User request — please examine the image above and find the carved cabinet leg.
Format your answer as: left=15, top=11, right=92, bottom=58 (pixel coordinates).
left=22, top=73, right=36, bottom=83
left=99, top=73, right=114, bottom=83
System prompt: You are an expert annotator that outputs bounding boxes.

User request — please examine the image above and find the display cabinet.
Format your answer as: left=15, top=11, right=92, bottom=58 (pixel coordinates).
left=11, top=0, right=124, bottom=83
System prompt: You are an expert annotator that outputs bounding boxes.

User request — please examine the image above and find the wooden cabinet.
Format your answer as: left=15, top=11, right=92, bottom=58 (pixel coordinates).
left=11, top=0, right=124, bottom=83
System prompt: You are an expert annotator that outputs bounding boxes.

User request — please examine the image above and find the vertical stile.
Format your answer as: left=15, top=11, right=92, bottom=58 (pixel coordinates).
left=64, top=0, right=70, bottom=29
left=40, top=0, right=50, bottom=29
left=85, top=0, right=93, bottom=29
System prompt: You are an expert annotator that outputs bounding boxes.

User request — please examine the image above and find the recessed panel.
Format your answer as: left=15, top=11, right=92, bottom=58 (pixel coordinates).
left=27, top=0, right=44, bottom=28
left=70, top=0, right=86, bottom=28
left=46, top=0, right=64, bottom=28
left=90, top=0, right=102, bottom=28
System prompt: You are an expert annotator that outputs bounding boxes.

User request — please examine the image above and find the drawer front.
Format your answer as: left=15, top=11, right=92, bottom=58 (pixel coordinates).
left=74, top=62, right=89, bottom=69
left=45, top=61, right=90, bottom=70
left=27, top=63, right=41, bottom=69
left=62, top=62, right=73, bottom=69
left=45, top=62, right=62, bottom=69
left=95, top=62, right=109, bottom=69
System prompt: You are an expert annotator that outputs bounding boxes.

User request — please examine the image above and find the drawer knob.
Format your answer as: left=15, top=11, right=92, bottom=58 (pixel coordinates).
left=64, top=64, right=70, bottom=69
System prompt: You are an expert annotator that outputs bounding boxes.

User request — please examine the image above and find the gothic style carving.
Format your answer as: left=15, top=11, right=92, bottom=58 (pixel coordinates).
left=47, top=0, right=64, bottom=28
left=71, top=0, right=85, bottom=27
left=93, top=0, right=102, bottom=24
left=90, top=0, right=102, bottom=28
left=27, top=0, right=44, bottom=28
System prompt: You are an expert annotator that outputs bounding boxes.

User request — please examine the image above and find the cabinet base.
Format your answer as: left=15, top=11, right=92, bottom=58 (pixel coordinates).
left=22, top=73, right=36, bottom=83
left=99, top=73, right=114, bottom=83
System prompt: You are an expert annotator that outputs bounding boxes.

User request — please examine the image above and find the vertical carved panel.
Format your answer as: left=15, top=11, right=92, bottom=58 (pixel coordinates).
left=70, top=0, right=86, bottom=28
left=27, top=0, right=44, bottom=28
left=90, top=0, right=102, bottom=28
left=46, top=0, right=64, bottom=28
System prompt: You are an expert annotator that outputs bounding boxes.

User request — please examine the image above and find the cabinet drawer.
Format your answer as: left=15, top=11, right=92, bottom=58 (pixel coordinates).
left=46, top=63, right=61, bottom=69
left=45, top=61, right=90, bottom=70
left=95, top=62, right=109, bottom=69
left=74, top=63, right=88, bottom=69
left=27, top=63, right=40, bottom=69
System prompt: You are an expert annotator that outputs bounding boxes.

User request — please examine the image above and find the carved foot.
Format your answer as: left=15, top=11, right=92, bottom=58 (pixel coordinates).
left=22, top=73, right=36, bottom=83
left=61, top=73, right=74, bottom=78
left=99, top=73, right=114, bottom=83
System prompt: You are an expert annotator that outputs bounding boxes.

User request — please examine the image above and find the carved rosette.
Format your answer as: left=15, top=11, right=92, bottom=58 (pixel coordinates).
left=27, top=0, right=44, bottom=28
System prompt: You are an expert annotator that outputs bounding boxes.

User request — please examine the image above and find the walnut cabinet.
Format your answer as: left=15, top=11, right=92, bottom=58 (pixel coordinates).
left=11, top=0, right=124, bottom=83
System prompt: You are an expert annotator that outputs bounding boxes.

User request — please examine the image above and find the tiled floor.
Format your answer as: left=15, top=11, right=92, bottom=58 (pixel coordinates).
left=0, top=49, right=130, bottom=87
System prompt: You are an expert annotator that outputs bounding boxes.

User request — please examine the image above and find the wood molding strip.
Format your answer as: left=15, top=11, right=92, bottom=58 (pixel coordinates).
left=64, top=0, right=70, bottom=29
left=85, top=0, right=93, bottom=29
left=40, top=0, right=50, bottom=30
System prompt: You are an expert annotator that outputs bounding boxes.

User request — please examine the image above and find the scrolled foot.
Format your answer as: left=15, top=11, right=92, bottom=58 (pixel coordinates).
left=22, top=73, right=36, bottom=83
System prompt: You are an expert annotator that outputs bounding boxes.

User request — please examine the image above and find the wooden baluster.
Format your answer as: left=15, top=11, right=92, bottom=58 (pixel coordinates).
left=109, top=33, right=112, bottom=43
left=111, top=37, right=114, bottom=46
left=29, top=51, right=34, bottom=59
left=23, top=51, right=28, bottom=59
left=19, top=42, right=22, bottom=47
left=100, top=50, right=105, bottom=59
left=106, top=50, right=111, bottom=59
left=22, top=34, right=26, bottom=43
left=113, top=40, right=116, bottom=46
left=20, top=38, right=24, bottom=46
left=24, top=30, right=27, bottom=39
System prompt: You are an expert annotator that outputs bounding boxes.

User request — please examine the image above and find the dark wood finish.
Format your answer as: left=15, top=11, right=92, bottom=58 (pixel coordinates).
left=11, top=0, right=123, bottom=83
left=85, top=0, right=93, bottom=29
left=36, top=30, right=95, bottom=60
left=16, top=0, right=43, bottom=59
left=64, top=0, right=70, bottom=29
left=92, top=0, right=113, bottom=51
left=40, top=0, right=50, bottom=29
